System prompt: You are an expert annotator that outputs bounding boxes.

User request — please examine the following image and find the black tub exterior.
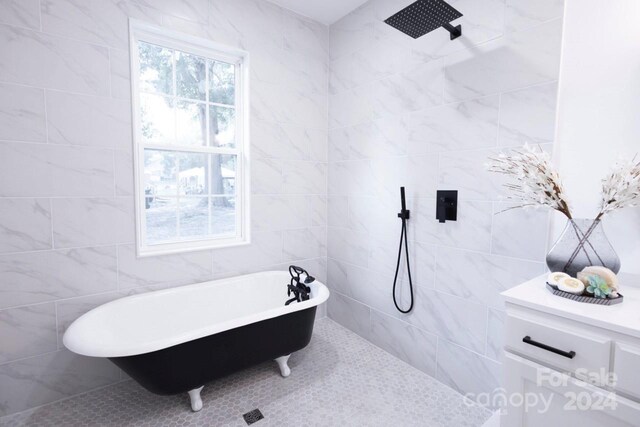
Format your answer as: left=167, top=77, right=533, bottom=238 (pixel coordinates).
left=109, top=306, right=317, bottom=395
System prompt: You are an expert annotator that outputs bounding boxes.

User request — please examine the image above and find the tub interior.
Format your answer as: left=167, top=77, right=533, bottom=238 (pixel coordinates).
left=63, top=271, right=329, bottom=358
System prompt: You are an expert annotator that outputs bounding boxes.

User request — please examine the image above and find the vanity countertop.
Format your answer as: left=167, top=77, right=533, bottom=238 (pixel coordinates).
left=502, top=273, right=640, bottom=339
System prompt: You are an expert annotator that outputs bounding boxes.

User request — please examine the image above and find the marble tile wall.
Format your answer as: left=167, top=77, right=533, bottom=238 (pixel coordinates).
left=326, top=0, right=564, bottom=404
left=0, top=0, right=328, bottom=417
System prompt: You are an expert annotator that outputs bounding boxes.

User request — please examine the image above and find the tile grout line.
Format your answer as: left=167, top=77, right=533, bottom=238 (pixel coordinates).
left=37, top=0, right=42, bottom=32
left=326, top=230, right=546, bottom=265
left=0, top=223, right=332, bottom=258
left=54, top=301, right=60, bottom=351
left=483, top=304, right=490, bottom=358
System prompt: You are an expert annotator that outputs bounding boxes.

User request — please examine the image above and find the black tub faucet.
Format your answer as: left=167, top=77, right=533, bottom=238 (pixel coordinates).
left=285, top=266, right=314, bottom=305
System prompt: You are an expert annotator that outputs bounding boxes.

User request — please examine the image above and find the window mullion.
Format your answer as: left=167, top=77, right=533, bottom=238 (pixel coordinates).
left=138, top=89, right=235, bottom=109
left=207, top=153, right=212, bottom=236
left=172, top=49, right=178, bottom=145
left=206, top=59, right=212, bottom=237
left=208, top=101, right=235, bottom=109
left=140, top=143, right=239, bottom=156
left=175, top=155, right=181, bottom=239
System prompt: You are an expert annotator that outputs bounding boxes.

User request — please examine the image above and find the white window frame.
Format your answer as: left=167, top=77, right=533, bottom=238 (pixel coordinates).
left=129, top=19, right=250, bottom=257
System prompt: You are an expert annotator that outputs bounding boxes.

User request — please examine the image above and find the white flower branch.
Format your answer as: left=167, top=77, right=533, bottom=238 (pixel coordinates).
left=486, top=144, right=573, bottom=219
left=597, top=156, right=640, bottom=219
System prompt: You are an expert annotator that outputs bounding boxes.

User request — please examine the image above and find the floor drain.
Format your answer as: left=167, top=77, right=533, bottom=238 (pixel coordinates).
left=243, top=409, right=264, bottom=425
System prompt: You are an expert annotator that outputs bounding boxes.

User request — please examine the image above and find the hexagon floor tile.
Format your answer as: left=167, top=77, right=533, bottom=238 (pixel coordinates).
left=0, top=319, right=491, bottom=426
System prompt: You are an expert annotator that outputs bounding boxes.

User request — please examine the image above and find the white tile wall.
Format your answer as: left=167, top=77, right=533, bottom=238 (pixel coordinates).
left=51, top=198, right=134, bottom=248
left=498, top=82, right=559, bottom=147
left=327, top=0, right=563, bottom=403
left=0, top=143, right=115, bottom=197
left=444, top=19, right=562, bottom=102
left=0, top=83, right=47, bottom=142
left=0, top=0, right=328, bottom=417
left=46, top=91, right=132, bottom=149
left=505, top=0, right=565, bottom=33
left=0, top=25, right=111, bottom=95
left=0, top=0, right=41, bottom=30
left=0, top=303, right=57, bottom=364
left=0, top=246, right=118, bottom=309
left=40, top=0, right=164, bottom=50
left=409, top=95, right=500, bottom=153
left=0, top=349, right=121, bottom=415
left=411, top=0, right=505, bottom=62
left=0, top=199, right=52, bottom=253
left=108, top=48, right=132, bottom=100
left=370, top=310, right=438, bottom=376
left=436, top=339, right=501, bottom=403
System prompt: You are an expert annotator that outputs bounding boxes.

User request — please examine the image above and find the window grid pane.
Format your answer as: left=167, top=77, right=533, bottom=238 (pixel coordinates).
left=138, top=42, right=172, bottom=95
left=138, top=42, right=236, bottom=150
left=143, top=148, right=238, bottom=245
left=136, top=35, right=243, bottom=251
left=176, top=51, right=206, bottom=101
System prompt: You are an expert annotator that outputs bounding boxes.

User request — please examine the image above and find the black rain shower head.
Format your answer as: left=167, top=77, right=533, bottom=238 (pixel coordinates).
left=384, top=0, right=463, bottom=40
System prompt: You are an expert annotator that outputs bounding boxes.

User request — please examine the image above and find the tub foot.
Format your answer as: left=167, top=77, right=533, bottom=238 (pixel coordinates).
left=275, top=354, right=291, bottom=377
left=188, top=386, right=204, bottom=412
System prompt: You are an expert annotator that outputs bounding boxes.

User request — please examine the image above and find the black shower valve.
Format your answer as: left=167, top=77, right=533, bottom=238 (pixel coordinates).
left=436, top=190, right=458, bottom=223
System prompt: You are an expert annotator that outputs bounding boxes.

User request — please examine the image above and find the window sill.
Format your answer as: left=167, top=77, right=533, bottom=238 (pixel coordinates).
left=136, top=236, right=251, bottom=258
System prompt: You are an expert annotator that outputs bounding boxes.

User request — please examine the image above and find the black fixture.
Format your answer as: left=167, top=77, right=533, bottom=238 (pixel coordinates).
left=243, top=409, right=265, bottom=425
left=286, top=265, right=314, bottom=306
left=523, top=336, right=576, bottom=359
left=384, top=0, right=463, bottom=40
left=109, top=308, right=316, bottom=396
left=393, top=187, right=414, bottom=314
left=436, top=190, right=457, bottom=223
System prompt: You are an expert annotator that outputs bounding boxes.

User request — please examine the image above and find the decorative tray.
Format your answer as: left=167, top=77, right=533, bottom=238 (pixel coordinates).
left=546, top=282, right=623, bottom=306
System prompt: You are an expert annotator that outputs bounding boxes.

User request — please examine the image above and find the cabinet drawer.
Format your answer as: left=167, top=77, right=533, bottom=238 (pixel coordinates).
left=503, top=352, right=640, bottom=427
left=614, top=343, right=640, bottom=400
left=505, top=314, right=611, bottom=381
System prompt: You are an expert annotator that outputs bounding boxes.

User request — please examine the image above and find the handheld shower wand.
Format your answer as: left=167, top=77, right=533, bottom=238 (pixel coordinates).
left=393, top=187, right=414, bottom=313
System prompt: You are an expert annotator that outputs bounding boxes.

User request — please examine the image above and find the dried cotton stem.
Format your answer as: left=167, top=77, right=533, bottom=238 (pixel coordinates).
left=486, top=144, right=572, bottom=219
left=597, top=156, right=640, bottom=219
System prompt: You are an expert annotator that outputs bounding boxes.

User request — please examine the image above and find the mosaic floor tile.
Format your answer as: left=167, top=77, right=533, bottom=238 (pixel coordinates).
left=0, top=319, right=491, bottom=427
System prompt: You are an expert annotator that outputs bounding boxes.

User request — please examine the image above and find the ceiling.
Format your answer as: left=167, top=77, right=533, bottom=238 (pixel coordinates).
left=265, top=0, right=370, bottom=25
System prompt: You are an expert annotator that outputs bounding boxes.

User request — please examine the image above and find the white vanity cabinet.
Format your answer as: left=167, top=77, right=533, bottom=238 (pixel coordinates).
left=501, top=274, right=640, bottom=427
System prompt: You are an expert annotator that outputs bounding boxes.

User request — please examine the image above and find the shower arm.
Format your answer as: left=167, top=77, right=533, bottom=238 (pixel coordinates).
left=442, top=22, right=462, bottom=40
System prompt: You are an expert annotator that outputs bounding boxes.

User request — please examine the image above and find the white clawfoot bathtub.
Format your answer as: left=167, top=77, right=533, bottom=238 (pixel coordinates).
left=64, top=270, right=329, bottom=411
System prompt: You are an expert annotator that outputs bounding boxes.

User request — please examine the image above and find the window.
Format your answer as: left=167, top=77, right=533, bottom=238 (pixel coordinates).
left=130, top=20, right=250, bottom=256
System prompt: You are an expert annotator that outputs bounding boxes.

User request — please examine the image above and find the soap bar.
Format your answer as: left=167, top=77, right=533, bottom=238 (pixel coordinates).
left=558, top=277, right=585, bottom=295
left=547, top=272, right=570, bottom=287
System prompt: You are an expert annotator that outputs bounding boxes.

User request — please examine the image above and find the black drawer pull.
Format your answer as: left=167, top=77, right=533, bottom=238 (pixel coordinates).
left=522, top=336, right=576, bottom=359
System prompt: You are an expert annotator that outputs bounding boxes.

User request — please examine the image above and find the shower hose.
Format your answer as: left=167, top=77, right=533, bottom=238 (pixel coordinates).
left=393, top=187, right=414, bottom=313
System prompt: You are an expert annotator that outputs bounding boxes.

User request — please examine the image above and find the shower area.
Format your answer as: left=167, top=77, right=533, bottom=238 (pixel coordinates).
left=326, top=0, right=563, bottom=399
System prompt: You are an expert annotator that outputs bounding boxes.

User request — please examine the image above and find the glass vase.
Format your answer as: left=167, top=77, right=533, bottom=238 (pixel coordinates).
left=546, top=218, right=621, bottom=277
